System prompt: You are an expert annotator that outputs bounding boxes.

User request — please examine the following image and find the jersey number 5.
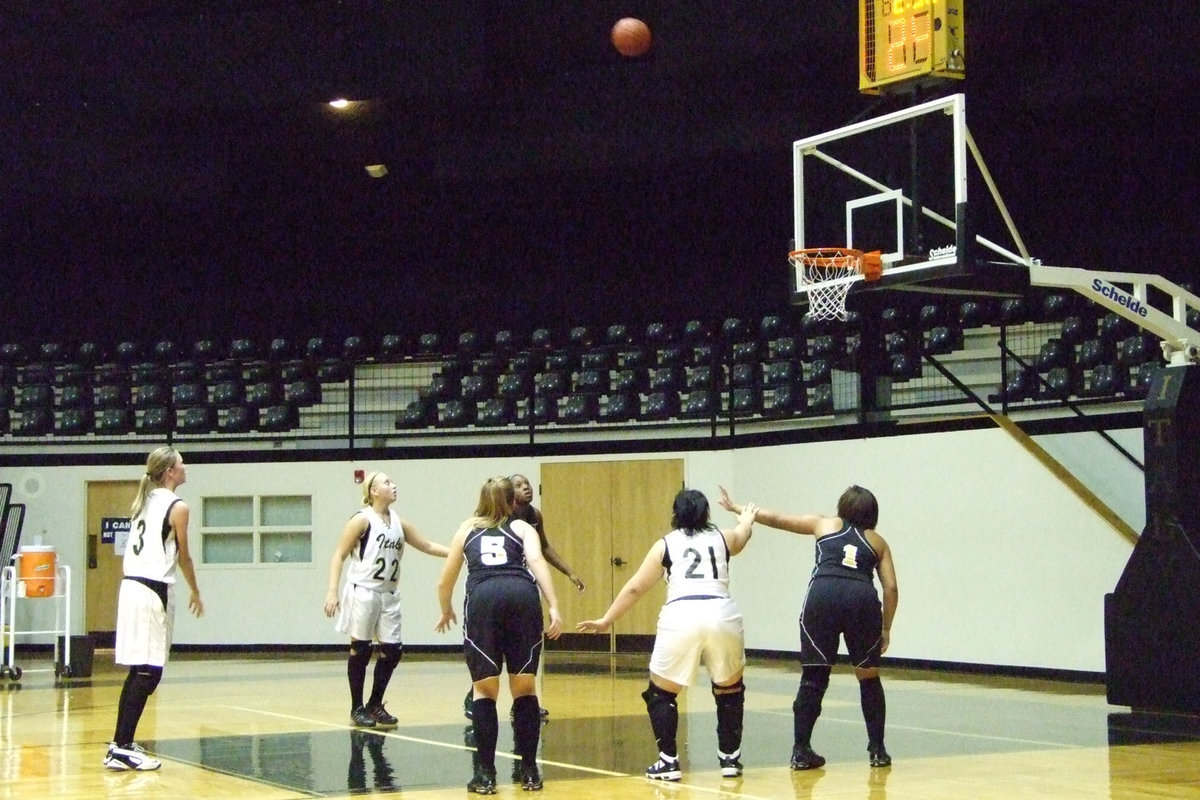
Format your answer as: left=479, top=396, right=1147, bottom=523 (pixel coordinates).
left=480, top=535, right=509, bottom=566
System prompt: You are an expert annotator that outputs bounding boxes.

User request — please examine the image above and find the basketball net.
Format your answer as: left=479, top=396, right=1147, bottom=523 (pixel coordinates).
left=789, top=248, right=880, bottom=322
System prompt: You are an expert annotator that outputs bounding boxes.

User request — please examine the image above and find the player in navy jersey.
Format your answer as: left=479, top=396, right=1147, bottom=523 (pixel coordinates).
left=462, top=472, right=582, bottom=722
left=578, top=490, right=758, bottom=782
left=436, top=476, right=563, bottom=794
left=719, top=484, right=899, bottom=769
left=105, top=446, right=204, bottom=771
left=325, top=471, right=449, bottom=729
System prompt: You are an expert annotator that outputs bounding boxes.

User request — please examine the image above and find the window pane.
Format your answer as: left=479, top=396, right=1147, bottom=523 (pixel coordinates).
left=260, top=496, right=312, bottom=527
left=203, top=497, right=253, bottom=527
left=260, top=531, right=312, bottom=563
left=203, top=533, right=254, bottom=564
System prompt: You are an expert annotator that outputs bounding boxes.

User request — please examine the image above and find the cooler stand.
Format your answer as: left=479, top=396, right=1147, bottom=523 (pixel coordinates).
left=0, top=559, right=73, bottom=682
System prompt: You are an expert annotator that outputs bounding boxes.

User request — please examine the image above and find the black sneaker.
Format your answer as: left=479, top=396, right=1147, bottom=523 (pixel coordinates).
left=718, top=750, right=743, bottom=777
left=645, top=754, right=682, bottom=781
left=467, top=768, right=497, bottom=794
left=463, top=688, right=474, bottom=720
left=789, top=744, right=826, bottom=770
left=351, top=706, right=377, bottom=728
left=103, top=742, right=162, bottom=771
left=509, top=706, right=550, bottom=719
left=366, top=703, right=398, bottom=727
left=868, top=745, right=892, bottom=767
left=520, top=763, right=544, bottom=791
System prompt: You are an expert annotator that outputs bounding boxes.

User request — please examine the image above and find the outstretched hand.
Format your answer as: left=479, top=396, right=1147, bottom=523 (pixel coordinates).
left=435, top=610, right=457, bottom=633
left=576, top=618, right=612, bottom=634
left=738, top=501, right=758, bottom=526
left=717, top=485, right=738, bottom=513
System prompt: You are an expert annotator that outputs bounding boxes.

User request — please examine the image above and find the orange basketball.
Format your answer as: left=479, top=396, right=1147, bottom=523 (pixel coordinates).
left=611, top=17, right=651, bottom=58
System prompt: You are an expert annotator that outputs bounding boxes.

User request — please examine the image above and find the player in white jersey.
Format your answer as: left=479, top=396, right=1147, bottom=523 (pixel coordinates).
left=578, top=490, right=757, bottom=782
left=719, top=484, right=899, bottom=770
left=325, top=471, right=449, bottom=728
left=104, top=446, right=204, bottom=772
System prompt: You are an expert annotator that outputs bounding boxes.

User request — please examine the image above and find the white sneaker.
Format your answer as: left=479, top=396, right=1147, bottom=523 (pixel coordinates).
left=103, top=742, right=162, bottom=771
left=645, top=753, right=681, bottom=781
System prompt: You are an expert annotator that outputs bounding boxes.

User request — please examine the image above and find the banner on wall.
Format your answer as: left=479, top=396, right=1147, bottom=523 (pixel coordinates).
left=102, top=517, right=131, bottom=555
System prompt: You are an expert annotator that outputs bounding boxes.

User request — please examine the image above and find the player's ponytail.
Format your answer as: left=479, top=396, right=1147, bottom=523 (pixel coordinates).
left=473, top=476, right=515, bottom=527
left=131, top=446, right=179, bottom=519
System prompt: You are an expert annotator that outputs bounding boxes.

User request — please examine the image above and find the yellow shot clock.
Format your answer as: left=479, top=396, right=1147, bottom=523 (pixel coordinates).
left=859, top=0, right=965, bottom=94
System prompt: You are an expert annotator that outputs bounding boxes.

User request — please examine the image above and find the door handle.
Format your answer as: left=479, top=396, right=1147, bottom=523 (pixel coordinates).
left=611, top=556, right=626, bottom=567
left=88, top=534, right=98, bottom=569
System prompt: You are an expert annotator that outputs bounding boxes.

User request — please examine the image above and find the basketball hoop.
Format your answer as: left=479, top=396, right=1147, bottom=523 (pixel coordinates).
left=789, top=248, right=882, bottom=321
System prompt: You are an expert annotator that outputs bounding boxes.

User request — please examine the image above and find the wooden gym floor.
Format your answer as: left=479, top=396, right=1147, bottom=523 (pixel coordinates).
left=3, top=649, right=1200, bottom=799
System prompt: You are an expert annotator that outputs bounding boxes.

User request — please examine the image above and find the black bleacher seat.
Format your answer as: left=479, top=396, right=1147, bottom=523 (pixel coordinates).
left=54, top=363, right=88, bottom=388
left=1058, top=315, right=1092, bottom=346
left=0, top=385, right=12, bottom=411
left=284, top=379, right=322, bottom=407
left=544, top=350, right=575, bottom=372
left=172, top=382, right=207, bottom=408
left=689, top=343, right=716, bottom=366
left=679, top=390, right=719, bottom=419
left=425, top=373, right=459, bottom=402
left=721, top=317, right=750, bottom=344
left=770, top=336, right=799, bottom=360
left=493, top=329, right=519, bottom=354
left=192, top=338, right=220, bottom=364
left=520, top=395, right=557, bottom=425
left=204, top=360, right=240, bottom=382
left=259, top=404, right=299, bottom=432
left=115, top=341, right=141, bottom=364
left=682, top=319, right=709, bottom=344
left=342, top=335, right=367, bottom=362
left=924, top=326, right=962, bottom=355
left=535, top=370, right=569, bottom=400
left=57, top=407, right=93, bottom=435
left=568, top=326, right=593, bottom=349
left=316, top=358, right=350, bottom=382
left=1043, top=366, right=1077, bottom=400
left=279, top=359, right=314, bottom=382
left=559, top=393, right=598, bottom=424
left=887, top=352, right=922, bottom=381
left=649, top=366, right=684, bottom=392
left=476, top=398, right=515, bottom=427
left=1001, top=368, right=1036, bottom=403
left=641, top=391, right=679, bottom=422
left=305, top=336, right=332, bottom=361
left=130, top=361, right=167, bottom=384
left=600, top=392, right=638, bottom=423
left=1075, top=338, right=1108, bottom=370
left=1116, top=334, right=1154, bottom=367
left=808, top=384, right=834, bottom=415
left=137, top=406, right=172, bottom=435
left=178, top=406, right=217, bottom=433
left=729, top=363, right=759, bottom=389
left=16, top=382, right=53, bottom=411
left=437, top=399, right=475, bottom=428
left=759, top=315, right=785, bottom=342
left=957, top=300, right=996, bottom=328
left=686, top=365, right=719, bottom=391
left=764, top=360, right=799, bottom=388
left=210, top=380, right=244, bottom=408
left=574, top=370, right=607, bottom=394
left=396, top=399, right=437, bottom=429
left=229, top=338, right=257, bottom=361
left=57, top=383, right=93, bottom=410
left=268, top=338, right=294, bottom=362
left=171, top=361, right=201, bottom=382
left=219, top=405, right=255, bottom=433
left=0, top=409, right=8, bottom=434
left=657, top=345, right=685, bottom=367
left=506, top=352, right=540, bottom=378
left=999, top=297, right=1029, bottom=325
left=1086, top=364, right=1128, bottom=397
left=152, top=339, right=178, bottom=363
left=610, top=367, right=647, bottom=394
left=618, top=348, right=650, bottom=370
left=730, top=341, right=758, bottom=363
left=379, top=334, right=407, bottom=359
left=807, top=359, right=833, bottom=385
left=77, top=341, right=102, bottom=366
left=243, top=361, right=274, bottom=382
left=497, top=372, right=533, bottom=401
left=644, top=321, right=673, bottom=345
left=14, top=407, right=54, bottom=435
left=530, top=328, right=554, bottom=349
left=0, top=343, right=26, bottom=366
left=1038, top=293, right=1072, bottom=322
left=730, top=386, right=762, bottom=416
left=38, top=342, right=65, bottom=363
left=605, top=324, right=632, bottom=348
left=1127, top=364, right=1156, bottom=399
left=245, top=381, right=282, bottom=407
left=766, top=383, right=805, bottom=416
left=1035, top=339, right=1073, bottom=372
left=472, top=354, right=502, bottom=377
left=417, top=332, right=442, bottom=355
left=579, top=348, right=613, bottom=371
left=917, top=303, right=946, bottom=332
left=1098, top=313, right=1134, bottom=347
left=95, top=408, right=134, bottom=435
left=461, top=374, right=496, bottom=402
left=457, top=331, right=479, bottom=357
left=808, top=334, right=841, bottom=360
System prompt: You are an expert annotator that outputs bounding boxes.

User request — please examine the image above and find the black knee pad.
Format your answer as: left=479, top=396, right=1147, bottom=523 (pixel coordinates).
left=801, top=666, right=831, bottom=692
left=712, top=679, right=746, bottom=700
left=377, top=643, right=402, bottom=662
left=642, top=682, right=678, bottom=710
left=349, top=640, right=372, bottom=660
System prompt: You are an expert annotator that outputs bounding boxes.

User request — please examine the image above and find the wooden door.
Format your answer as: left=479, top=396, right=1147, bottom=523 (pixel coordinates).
left=541, top=459, right=683, bottom=652
left=85, top=481, right=137, bottom=640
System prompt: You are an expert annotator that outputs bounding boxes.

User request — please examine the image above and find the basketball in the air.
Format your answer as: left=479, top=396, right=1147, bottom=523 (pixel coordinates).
left=611, top=17, right=651, bottom=57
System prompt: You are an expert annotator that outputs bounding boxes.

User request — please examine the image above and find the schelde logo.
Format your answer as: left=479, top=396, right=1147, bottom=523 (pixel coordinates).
left=1091, top=279, right=1149, bottom=317
left=928, top=245, right=957, bottom=259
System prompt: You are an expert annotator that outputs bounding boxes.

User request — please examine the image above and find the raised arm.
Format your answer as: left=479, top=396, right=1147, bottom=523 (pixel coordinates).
left=718, top=486, right=825, bottom=536
left=324, top=513, right=368, bottom=617
left=576, top=539, right=665, bottom=633
left=721, top=501, right=758, bottom=556
left=400, top=518, right=450, bottom=558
